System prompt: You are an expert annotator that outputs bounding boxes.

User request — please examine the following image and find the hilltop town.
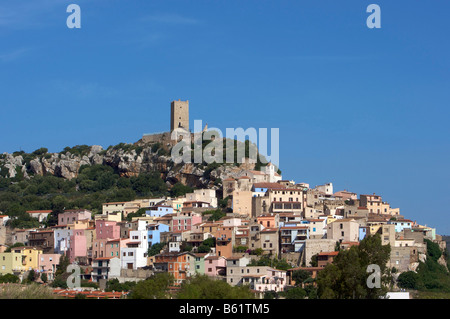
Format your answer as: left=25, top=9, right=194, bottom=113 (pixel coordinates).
left=0, top=100, right=448, bottom=299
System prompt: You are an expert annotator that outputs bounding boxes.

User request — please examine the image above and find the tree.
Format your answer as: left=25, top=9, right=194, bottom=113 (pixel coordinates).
left=126, top=207, right=147, bottom=221
left=202, top=208, right=225, bottom=221
left=148, top=242, right=166, bottom=257
left=424, top=239, right=442, bottom=262
left=310, top=254, right=319, bottom=267
left=397, top=271, right=419, bottom=290
left=282, top=286, right=307, bottom=299
left=0, top=273, right=20, bottom=284
left=169, top=183, right=193, bottom=198
left=40, top=273, right=48, bottom=284
left=55, top=254, right=70, bottom=277
left=292, top=269, right=311, bottom=286
left=176, top=274, right=254, bottom=299
left=198, top=237, right=216, bottom=253
left=128, top=273, right=174, bottom=299
left=52, top=254, right=71, bottom=288
left=263, top=290, right=278, bottom=299
left=317, top=234, right=391, bottom=299
left=234, top=246, right=248, bottom=253
left=26, top=269, right=37, bottom=283
left=250, top=248, right=264, bottom=256
left=105, top=278, right=136, bottom=292
left=248, top=256, right=292, bottom=271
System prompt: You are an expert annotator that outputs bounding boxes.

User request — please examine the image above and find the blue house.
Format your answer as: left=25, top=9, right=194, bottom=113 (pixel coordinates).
left=388, top=219, right=413, bottom=233
left=359, top=226, right=368, bottom=241
left=146, top=205, right=173, bottom=218
left=280, top=223, right=309, bottom=253
left=147, top=223, right=170, bottom=246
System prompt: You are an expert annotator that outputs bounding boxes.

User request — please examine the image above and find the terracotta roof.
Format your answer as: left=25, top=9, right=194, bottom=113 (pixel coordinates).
left=94, top=257, right=115, bottom=260
left=341, top=241, right=359, bottom=247
left=53, top=289, right=125, bottom=299
left=253, top=183, right=286, bottom=189
left=318, top=251, right=339, bottom=257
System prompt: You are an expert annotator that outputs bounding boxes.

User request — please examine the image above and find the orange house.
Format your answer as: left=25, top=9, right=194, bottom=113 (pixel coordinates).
left=153, top=251, right=195, bottom=284
left=215, top=226, right=234, bottom=258
left=257, top=214, right=279, bottom=229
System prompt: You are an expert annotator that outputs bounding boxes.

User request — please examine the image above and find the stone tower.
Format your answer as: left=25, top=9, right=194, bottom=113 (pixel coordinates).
left=170, top=100, right=189, bottom=132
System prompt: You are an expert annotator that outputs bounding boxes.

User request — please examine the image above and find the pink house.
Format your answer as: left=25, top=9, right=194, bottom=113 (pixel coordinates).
left=68, top=229, right=87, bottom=263
left=95, top=220, right=121, bottom=239
left=204, top=255, right=227, bottom=277
left=171, top=214, right=202, bottom=233
left=38, top=253, right=62, bottom=281
left=59, top=209, right=92, bottom=226
left=92, top=220, right=125, bottom=259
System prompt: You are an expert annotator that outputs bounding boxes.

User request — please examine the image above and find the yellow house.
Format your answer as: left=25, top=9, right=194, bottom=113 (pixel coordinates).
left=0, top=252, right=23, bottom=275
left=10, top=246, right=43, bottom=272
left=170, top=197, right=186, bottom=213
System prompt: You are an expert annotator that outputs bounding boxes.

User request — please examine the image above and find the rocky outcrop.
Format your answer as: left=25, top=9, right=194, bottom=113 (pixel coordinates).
left=0, top=143, right=253, bottom=189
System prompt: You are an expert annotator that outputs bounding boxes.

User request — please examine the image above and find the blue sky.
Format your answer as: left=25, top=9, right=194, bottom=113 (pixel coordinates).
left=0, top=1, right=449, bottom=234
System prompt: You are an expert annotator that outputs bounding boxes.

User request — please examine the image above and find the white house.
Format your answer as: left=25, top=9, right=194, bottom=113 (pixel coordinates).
left=120, top=221, right=149, bottom=270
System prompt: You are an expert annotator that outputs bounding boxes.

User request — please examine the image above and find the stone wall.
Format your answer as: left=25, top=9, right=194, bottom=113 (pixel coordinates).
left=0, top=226, right=12, bottom=246
left=303, top=239, right=336, bottom=266
left=109, top=268, right=155, bottom=283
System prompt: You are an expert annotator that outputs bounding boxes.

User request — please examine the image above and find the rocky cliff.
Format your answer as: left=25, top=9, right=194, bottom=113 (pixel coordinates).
left=0, top=143, right=255, bottom=190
